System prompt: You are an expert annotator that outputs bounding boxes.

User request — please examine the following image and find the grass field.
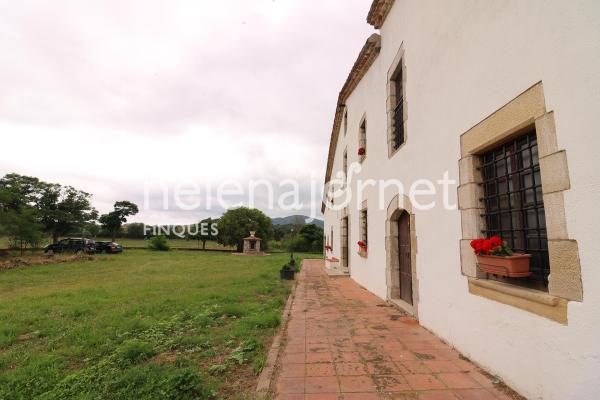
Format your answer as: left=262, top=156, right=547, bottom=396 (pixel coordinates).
left=0, top=250, right=309, bottom=399
left=0, top=236, right=234, bottom=250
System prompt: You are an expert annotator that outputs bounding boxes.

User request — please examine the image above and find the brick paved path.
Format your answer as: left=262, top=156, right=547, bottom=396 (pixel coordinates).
left=273, top=259, right=515, bottom=400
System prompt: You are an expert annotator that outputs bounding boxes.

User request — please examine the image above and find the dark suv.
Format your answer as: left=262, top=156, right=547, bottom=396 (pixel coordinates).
left=44, top=238, right=96, bottom=254
left=95, top=241, right=123, bottom=254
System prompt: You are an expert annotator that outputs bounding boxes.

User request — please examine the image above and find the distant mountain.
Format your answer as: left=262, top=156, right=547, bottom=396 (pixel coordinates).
left=272, top=215, right=324, bottom=229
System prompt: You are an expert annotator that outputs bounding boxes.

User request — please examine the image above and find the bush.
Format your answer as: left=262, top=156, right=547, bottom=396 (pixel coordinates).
left=148, top=236, right=169, bottom=251
left=284, top=236, right=310, bottom=252
left=267, top=240, right=282, bottom=251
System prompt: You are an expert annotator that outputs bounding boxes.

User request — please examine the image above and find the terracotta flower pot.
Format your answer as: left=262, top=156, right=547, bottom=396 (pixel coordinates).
left=476, top=253, right=532, bottom=277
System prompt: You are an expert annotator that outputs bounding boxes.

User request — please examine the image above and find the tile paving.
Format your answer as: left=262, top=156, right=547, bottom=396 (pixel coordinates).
left=272, top=259, right=518, bottom=400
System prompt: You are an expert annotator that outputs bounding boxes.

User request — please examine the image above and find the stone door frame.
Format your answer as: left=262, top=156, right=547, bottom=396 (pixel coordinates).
left=385, top=194, right=419, bottom=317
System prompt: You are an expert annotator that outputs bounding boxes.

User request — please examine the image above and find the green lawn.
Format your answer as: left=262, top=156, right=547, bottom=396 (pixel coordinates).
left=0, top=250, right=307, bottom=399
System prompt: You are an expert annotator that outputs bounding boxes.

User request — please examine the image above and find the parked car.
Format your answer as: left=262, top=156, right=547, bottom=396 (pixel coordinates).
left=44, top=238, right=96, bottom=254
left=95, top=241, right=123, bottom=254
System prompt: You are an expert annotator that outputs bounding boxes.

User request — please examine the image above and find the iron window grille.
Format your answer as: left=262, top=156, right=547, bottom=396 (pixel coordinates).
left=360, top=209, right=368, bottom=244
left=392, top=65, right=404, bottom=150
left=480, top=130, right=550, bottom=287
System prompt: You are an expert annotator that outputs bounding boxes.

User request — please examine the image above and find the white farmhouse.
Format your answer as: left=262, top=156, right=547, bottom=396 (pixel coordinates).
left=322, top=1, right=600, bottom=399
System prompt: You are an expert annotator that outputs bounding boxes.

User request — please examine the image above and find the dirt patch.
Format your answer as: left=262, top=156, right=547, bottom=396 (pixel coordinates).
left=0, top=254, right=96, bottom=271
left=150, top=351, right=179, bottom=365
left=17, top=331, right=40, bottom=342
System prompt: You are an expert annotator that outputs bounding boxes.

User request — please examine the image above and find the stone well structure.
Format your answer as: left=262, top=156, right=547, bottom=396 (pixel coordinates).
left=242, top=231, right=262, bottom=255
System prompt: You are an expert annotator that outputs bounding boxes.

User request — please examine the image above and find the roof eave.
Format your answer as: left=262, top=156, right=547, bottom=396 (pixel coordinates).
left=367, top=0, right=395, bottom=29
left=322, top=34, right=381, bottom=190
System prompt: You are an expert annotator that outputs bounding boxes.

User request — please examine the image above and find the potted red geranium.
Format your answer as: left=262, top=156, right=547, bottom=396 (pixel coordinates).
left=324, top=245, right=332, bottom=252
left=471, top=236, right=531, bottom=277
left=357, top=240, right=367, bottom=256
left=358, top=147, right=366, bottom=156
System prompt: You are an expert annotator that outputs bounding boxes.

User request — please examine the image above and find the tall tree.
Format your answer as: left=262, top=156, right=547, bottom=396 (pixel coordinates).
left=217, top=207, right=273, bottom=252
left=0, top=174, right=45, bottom=251
left=38, top=184, right=98, bottom=243
left=192, top=217, right=218, bottom=249
left=2, top=208, right=42, bottom=255
left=299, top=224, right=324, bottom=252
left=99, top=201, right=139, bottom=242
left=0, top=173, right=44, bottom=211
left=124, top=222, right=146, bottom=239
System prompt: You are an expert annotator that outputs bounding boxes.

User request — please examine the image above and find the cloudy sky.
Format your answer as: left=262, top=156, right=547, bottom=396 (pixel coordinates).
left=0, top=0, right=374, bottom=224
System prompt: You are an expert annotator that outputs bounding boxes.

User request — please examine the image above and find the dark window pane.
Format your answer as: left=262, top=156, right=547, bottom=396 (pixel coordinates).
left=499, top=194, right=509, bottom=209
left=538, top=209, right=546, bottom=229
left=496, top=159, right=506, bottom=176
left=498, top=178, right=508, bottom=194
left=524, top=188, right=535, bottom=205
left=526, top=209, right=538, bottom=228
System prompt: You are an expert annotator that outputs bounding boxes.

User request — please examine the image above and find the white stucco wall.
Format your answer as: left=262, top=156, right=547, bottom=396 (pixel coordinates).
left=324, top=1, right=600, bottom=399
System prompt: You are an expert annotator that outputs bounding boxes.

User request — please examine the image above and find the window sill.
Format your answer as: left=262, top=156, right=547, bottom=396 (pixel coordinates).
left=468, top=278, right=568, bottom=324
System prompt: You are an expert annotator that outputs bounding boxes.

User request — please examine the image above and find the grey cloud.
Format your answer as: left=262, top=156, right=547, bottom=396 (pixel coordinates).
left=0, top=0, right=373, bottom=223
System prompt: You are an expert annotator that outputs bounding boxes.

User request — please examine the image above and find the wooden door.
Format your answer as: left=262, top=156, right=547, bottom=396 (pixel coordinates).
left=398, top=212, right=412, bottom=304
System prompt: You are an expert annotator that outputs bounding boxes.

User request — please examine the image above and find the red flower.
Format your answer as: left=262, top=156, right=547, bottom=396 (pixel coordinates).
left=489, top=236, right=502, bottom=249
left=470, top=238, right=491, bottom=255
left=471, top=236, right=508, bottom=255
left=481, top=240, right=492, bottom=254
left=470, top=235, right=517, bottom=257
left=358, top=147, right=366, bottom=156
left=357, top=241, right=367, bottom=247
left=470, top=238, right=483, bottom=254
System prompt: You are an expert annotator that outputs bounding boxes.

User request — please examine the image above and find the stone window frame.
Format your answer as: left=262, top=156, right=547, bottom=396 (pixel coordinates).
left=385, top=194, right=419, bottom=317
left=386, top=44, right=408, bottom=158
left=359, top=113, right=367, bottom=163
left=458, top=82, right=583, bottom=325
